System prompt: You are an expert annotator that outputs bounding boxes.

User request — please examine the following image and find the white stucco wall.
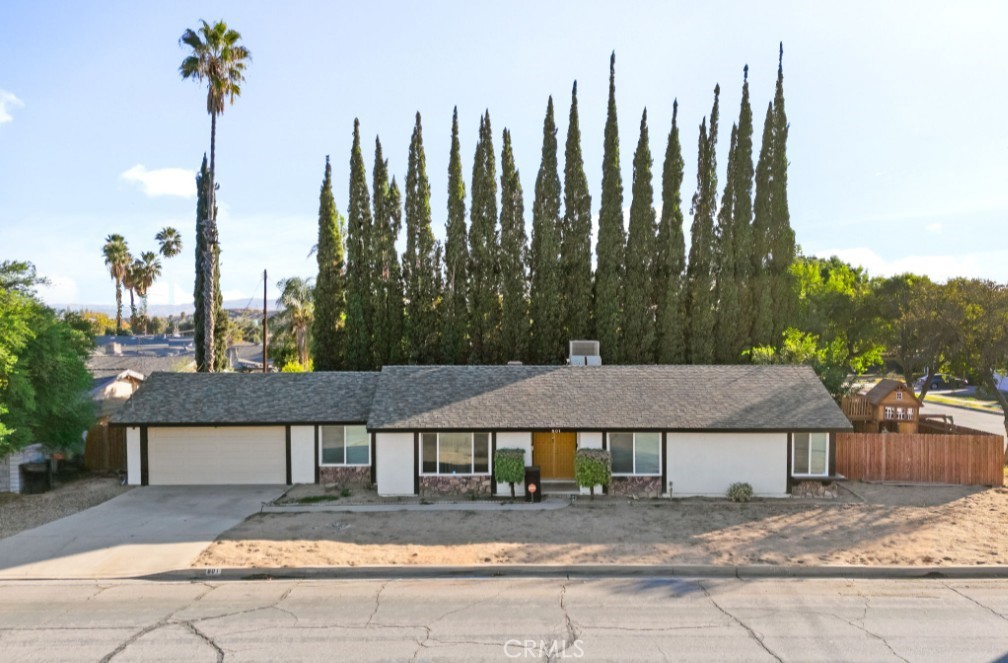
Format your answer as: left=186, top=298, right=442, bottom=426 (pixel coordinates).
left=289, top=426, right=316, bottom=484
left=376, top=432, right=415, bottom=496
left=667, top=432, right=787, bottom=497
left=495, top=431, right=532, bottom=496
left=126, top=427, right=141, bottom=486
left=576, top=432, right=604, bottom=495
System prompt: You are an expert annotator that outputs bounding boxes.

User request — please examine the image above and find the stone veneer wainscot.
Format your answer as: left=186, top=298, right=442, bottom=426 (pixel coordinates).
left=319, top=465, right=371, bottom=487
left=609, top=476, right=664, bottom=499
left=420, top=475, right=492, bottom=498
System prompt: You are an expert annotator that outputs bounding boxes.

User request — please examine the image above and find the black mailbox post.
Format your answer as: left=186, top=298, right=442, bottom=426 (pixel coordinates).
left=524, top=465, right=541, bottom=503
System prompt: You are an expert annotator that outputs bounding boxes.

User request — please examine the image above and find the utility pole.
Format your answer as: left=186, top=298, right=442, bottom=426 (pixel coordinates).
left=262, top=268, right=268, bottom=373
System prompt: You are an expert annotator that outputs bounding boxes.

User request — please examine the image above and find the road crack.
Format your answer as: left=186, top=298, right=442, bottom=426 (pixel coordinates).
left=698, top=580, right=782, bottom=663
left=365, top=580, right=389, bottom=628
left=943, top=582, right=1008, bottom=623
left=183, top=621, right=225, bottom=663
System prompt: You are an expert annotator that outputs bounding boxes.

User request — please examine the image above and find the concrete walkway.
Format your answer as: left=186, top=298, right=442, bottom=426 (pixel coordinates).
left=263, top=498, right=571, bottom=513
left=0, top=485, right=283, bottom=580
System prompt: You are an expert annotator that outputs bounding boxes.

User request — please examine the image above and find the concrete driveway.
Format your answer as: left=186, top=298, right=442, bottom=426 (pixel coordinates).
left=0, top=485, right=283, bottom=580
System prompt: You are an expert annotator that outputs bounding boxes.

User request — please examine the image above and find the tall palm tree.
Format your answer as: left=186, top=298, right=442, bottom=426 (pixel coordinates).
left=134, top=251, right=163, bottom=332
left=102, top=234, right=130, bottom=335
left=156, top=226, right=183, bottom=306
left=124, top=259, right=141, bottom=333
left=276, top=277, right=315, bottom=367
left=179, top=19, right=250, bottom=371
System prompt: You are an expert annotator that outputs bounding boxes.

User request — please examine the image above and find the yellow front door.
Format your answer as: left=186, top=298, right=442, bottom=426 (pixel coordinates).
left=532, top=431, right=577, bottom=479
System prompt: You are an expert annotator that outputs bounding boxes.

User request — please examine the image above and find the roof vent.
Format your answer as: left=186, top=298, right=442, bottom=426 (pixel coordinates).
left=568, top=340, right=601, bottom=366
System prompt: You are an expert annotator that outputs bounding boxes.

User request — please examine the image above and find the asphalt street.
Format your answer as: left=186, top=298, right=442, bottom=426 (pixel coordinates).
left=1, top=577, right=1007, bottom=662
left=920, top=399, right=1005, bottom=440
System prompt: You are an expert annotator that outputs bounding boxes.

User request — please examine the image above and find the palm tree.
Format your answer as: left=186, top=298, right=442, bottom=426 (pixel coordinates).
left=179, top=19, right=250, bottom=371
left=102, top=234, right=130, bottom=335
left=124, top=259, right=141, bottom=333
left=156, top=226, right=183, bottom=306
left=133, top=251, right=163, bottom=332
left=276, top=277, right=315, bottom=367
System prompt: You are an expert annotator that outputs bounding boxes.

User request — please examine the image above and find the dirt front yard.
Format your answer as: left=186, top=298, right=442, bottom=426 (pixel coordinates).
left=0, top=474, right=129, bottom=539
left=194, top=483, right=1008, bottom=568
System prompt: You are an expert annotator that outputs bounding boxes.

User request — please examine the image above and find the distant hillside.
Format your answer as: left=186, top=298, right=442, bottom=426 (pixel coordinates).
left=52, top=301, right=279, bottom=316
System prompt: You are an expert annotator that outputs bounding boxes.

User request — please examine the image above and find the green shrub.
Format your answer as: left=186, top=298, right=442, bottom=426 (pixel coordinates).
left=340, top=487, right=351, bottom=498
left=575, top=449, right=611, bottom=499
left=494, top=448, right=526, bottom=498
left=727, top=482, right=753, bottom=502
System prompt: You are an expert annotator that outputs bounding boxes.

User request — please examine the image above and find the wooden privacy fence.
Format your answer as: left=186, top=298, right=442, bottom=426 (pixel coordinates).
left=836, top=432, right=1005, bottom=486
left=84, top=419, right=126, bottom=472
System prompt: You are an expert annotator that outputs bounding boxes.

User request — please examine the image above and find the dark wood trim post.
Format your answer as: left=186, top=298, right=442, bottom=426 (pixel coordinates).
left=413, top=432, right=420, bottom=496
left=490, top=432, right=497, bottom=496
left=314, top=426, right=320, bottom=484
left=828, top=431, right=837, bottom=477
left=661, top=431, right=668, bottom=496
left=601, top=430, right=608, bottom=495
left=139, top=426, right=149, bottom=486
left=284, top=426, right=292, bottom=485
left=786, top=432, right=793, bottom=494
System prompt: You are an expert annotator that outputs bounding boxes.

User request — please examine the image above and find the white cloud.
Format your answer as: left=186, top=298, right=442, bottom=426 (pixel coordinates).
left=0, top=89, right=24, bottom=124
left=36, top=274, right=79, bottom=305
left=120, top=165, right=196, bottom=198
left=925, top=222, right=942, bottom=234
left=145, top=280, right=193, bottom=307
left=814, top=246, right=1008, bottom=283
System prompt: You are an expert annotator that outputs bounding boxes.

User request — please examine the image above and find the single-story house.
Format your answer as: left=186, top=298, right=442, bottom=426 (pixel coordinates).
left=111, top=364, right=852, bottom=497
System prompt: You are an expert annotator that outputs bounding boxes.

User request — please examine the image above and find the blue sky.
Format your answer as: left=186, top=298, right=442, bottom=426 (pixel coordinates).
left=1, top=1, right=1006, bottom=308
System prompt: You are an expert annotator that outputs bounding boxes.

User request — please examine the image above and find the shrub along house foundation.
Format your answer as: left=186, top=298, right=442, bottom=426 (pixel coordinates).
left=113, top=362, right=851, bottom=498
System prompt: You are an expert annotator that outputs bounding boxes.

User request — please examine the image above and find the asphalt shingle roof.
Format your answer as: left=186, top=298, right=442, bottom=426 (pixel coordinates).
left=367, top=364, right=852, bottom=431
left=864, top=378, right=910, bottom=405
left=111, top=371, right=378, bottom=425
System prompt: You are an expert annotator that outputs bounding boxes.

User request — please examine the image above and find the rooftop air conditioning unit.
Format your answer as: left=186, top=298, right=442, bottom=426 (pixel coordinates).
left=568, top=340, right=601, bottom=366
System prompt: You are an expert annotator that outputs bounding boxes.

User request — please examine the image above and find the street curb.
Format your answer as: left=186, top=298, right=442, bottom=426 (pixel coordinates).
left=135, top=564, right=1008, bottom=582
left=922, top=397, right=1003, bottom=417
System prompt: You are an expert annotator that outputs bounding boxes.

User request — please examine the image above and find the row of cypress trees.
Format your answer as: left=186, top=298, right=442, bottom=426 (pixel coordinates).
left=311, top=47, right=796, bottom=370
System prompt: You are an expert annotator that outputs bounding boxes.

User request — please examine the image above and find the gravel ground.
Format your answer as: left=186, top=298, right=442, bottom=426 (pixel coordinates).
left=0, top=474, right=131, bottom=540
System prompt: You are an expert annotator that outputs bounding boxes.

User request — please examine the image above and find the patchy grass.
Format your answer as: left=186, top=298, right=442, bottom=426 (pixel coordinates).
left=293, top=494, right=343, bottom=504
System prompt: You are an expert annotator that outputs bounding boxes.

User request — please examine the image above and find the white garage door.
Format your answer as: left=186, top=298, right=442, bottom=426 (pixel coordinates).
left=148, top=426, right=286, bottom=485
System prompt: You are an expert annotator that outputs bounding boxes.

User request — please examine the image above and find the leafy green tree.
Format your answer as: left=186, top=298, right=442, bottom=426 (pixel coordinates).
left=622, top=109, right=657, bottom=363
left=685, top=85, right=720, bottom=364
left=732, top=66, right=756, bottom=352
left=561, top=81, right=593, bottom=342
left=345, top=119, right=374, bottom=370
left=191, top=158, right=227, bottom=371
left=528, top=97, right=564, bottom=363
left=1, top=263, right=93, bottom=455
left=179, top=19, right=250, bottom=371
left=372, top=138, right=405, bottom=366
left=467, top=111, right=502, bottom=363
left=767, top=44, right=797, bottom=340
left=132, top=251, right=162, bottom=331
left=441, top=107, right=470, bottom=364
left=403, top=112, right=442, bottom=363
left=594, top=52, right=626, bottom=364
left=156, top=227, right=183, bottom=260
left=712, top=123, right=740, bottom=363
left=102, top=233, right=130, bottom=334
left=312, top=155, right=347, bottom=370
left=499, top=128, right=530, bottom=362
left=655, top=101, right=687, bottom=364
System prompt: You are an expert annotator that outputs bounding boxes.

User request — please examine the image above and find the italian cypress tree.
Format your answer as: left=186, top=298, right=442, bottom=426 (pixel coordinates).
left=594, top=52, right=625, bottom=364
left=372, top=137, right=405, bottom=366
left=622, top=108, right=657, bottom=363
left=441, top=107, right=470, bottom=364
left=685, top=85, right=720, bottom=364
left=345, top=119, right=374, bottom=370
left=528, top=96, right=564, bottom=363
left=655, top=101, right=687, bottom=364
left=713, top=123, right=740, bottom=363
left=403, top=112, right=441, bottom=363
left=561, top=81, right=593, bottom=342
left=750, top=100, right=775, bottom=346
left=767, top=44, right=797, bottom=341
left=467, top=111, right=502, bottom=363
left=732, top=66, right=756, bottom=356
left=499, top=128, right=530, bottom=362
left=312, top=155, right=347, bottom=370
left=211, top=249, right=227, bottom=371
left=193, top=155, right=209, bottom=371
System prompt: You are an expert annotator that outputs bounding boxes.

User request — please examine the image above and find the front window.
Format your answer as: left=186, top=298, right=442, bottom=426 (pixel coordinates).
left=320, top=425, right=370, bottom=465
left=792, top=432, right=829, bottom=476
left=608, top=432, right=661, bottom=475
left=420, top=432, right=490, bottom=475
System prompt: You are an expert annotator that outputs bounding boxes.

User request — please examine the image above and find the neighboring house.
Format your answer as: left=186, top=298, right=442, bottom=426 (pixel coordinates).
left=226, top=341, right=273, bottom=372
left=112, top=364, right=852, bottom=497
left=90, top=369, right=145, bottom=417
left=88, top=335, right=196, bottom=379
left=841, top=379, right=920, bottom=433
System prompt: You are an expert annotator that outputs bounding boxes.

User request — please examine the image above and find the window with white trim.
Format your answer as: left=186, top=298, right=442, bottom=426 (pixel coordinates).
left=895, top=391, right=903, bottom=401
left=792, top=432, right=829, bottom=476
left=420, top=432, right=490, bottom=475
left=608, top=432, right=661, bottom=475
left=319, top=425, right=370, bottom=465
